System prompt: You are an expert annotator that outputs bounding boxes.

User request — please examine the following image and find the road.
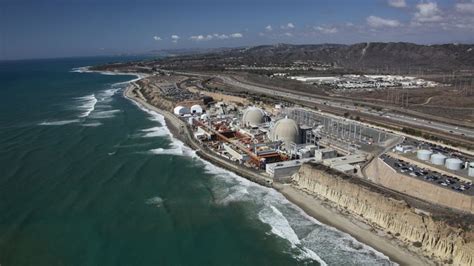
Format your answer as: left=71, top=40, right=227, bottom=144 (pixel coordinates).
left=217, top=75, right=474, bottom=139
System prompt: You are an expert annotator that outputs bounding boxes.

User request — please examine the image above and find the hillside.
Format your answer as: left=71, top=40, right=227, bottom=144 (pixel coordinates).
left=152, top=42, right=474, bottom=73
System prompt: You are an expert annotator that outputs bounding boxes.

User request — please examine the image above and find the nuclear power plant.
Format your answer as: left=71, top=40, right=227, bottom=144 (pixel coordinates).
left=165, top=83, right=472, bottom=196
left=167, top=97, right=387, bottom=183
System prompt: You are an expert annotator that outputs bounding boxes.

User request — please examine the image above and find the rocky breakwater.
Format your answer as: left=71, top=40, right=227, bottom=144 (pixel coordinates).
left=292, top=163, right=474, bottom=265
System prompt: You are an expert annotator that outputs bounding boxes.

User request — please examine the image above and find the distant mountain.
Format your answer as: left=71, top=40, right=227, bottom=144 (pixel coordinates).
left=148, top=47, right=240, bottom=57
left=156, top=42, right=474, bottom=72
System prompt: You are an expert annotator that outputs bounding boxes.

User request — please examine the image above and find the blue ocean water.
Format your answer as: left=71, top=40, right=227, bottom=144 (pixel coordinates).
left=0, top=57, right=394, bottom=265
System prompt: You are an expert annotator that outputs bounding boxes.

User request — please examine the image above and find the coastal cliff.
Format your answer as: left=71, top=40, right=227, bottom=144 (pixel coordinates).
left=292, top=163, right=474, bottom=265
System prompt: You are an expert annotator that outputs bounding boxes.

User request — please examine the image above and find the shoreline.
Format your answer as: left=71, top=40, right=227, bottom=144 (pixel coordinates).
left=123, top=83, right=432, bottom=266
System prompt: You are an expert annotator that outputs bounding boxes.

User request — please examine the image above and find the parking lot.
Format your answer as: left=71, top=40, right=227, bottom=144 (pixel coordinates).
left=381, top=154, right=473, bottom=195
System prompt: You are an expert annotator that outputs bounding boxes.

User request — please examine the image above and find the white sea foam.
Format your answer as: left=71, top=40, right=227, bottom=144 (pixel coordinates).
left=70, top=66, right=91, bottom=73
left=71, top=66, right=147, bottom=82
left=145, top=196, right=164, bottom=207
left=76, top=94, right=98, bottom=118
left=150, top=147, right=183, bottom=156
left=258, top=205, right=327, bottom=265
left=97, top=88, right=120, bottom=102
left=71, top=66, right=147, bottom=123
left=129, top=100, right=196, bottom=157
left=81, top=122, right=103, bottom=127
left=141, top=126, right=169, bottom=138
left=215, top=186, right=250, bottom=205
left=89, top=109, right=121, bottom=119
left=113, top=74, right=147, bottom=85
left=259, top=205, right=301, bottom=244
left=38, top=119, right=80, bottom=126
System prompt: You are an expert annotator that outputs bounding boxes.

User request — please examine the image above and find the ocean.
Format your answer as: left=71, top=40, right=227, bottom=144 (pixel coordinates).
left=0, top=57, right=394, bottom=265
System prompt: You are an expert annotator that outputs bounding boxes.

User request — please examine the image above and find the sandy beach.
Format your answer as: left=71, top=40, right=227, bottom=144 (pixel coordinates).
left=276, top=184, right=433, bottom=265
left=124, top=84, right=432, bottom=266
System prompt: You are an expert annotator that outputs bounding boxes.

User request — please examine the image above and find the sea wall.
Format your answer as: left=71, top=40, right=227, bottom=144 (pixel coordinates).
left=292, top=163, right=474, bottom=266
left=365, top=158, right=474, bottom=214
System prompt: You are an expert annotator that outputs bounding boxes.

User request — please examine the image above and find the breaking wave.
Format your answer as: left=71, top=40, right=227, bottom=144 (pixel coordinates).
left=38, top=119, right=80, bottom=126
left=81, top=122, right=103, bottom=127
left=258, top=205, right=327, bottom=265
left=67, top=66, right=145, bottom=126
left=89, top=109, right=121, bottom=119
left=149, top=147, right=184, bottom=156
left=145, top=196, right=164, bottom=207
left=76, top=94, right=98, bottom=118
left=141, top=126, right=169, bottom=138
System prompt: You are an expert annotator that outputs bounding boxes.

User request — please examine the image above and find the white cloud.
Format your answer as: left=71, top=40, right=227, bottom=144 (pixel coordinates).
left=190, top=35, right=208, bottom=41
left=230, top=32, right=243, bottom=38
left=281, top=22, right=295, bottom=30
left=153, top=36, right=162, bottom=41
left=315, top=26, right=338, bottom=34
left=366, top=15, right=401, bottom=28
left=265, top=25, right=273, bottom=31
left=413, top=2, right=443, bottom=23
left=171, top=35, right=180, bottom=43
left=189, top=33, right=242, bottom=41
left=284, top=32, right=293, bottom=37
left=455, top=2, right=474, bottom=14
left=388, top=0, right=407, bottom=8
left=214, top=33, right=229, bottom=39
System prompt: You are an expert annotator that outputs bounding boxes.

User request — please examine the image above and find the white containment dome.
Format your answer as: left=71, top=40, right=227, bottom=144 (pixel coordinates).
left=445, top=158, right=463, bottom=171
left=242, top=107, right=265, bottom=127
left=270, top=117, right=301, bottom=144
left=173, top=106, right=189, bottom=116
left=190, top=104, right=203, bottom=114
left=416, top=149, right=432, bottom=161
left=430, top=153, right=447, bottom=165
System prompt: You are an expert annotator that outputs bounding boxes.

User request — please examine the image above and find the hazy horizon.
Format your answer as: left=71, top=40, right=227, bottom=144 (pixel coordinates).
left=2, top=0, right=474, bottom=60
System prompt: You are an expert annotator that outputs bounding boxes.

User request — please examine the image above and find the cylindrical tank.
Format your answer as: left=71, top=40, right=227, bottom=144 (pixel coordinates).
left=445, top=158, right=463, bottom=171
left=417, top=149, right=432, bottom=161
left=468, top=162, right=474, bottom=177
left=430, top=153, right=447, bottom=165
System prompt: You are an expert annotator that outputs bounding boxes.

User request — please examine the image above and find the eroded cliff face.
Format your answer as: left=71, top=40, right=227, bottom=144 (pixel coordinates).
left=292, top=164, right=474, bottom=266
left=138, top=86, right=174, bottom=112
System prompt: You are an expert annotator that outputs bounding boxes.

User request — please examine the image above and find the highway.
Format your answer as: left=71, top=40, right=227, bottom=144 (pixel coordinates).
left=217, top=75, right=474, bottom=138
left=217, top=75, right=474, bottom=139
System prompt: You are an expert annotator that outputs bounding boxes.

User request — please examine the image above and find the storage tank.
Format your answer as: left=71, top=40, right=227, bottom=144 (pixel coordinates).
left=416, top=149, right=432, bottom=161
left=430, top=153, right=447, bottom=165
left=445, top=158, right=463, bottom=171
left=190, top=104, right=203, bottom=114
left=468, top=162, right=474, bottom=177
left=173, top=106, right=190, bottom=116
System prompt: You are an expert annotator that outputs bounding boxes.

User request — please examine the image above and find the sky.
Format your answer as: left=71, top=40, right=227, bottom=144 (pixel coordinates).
left=1, top=0, right=474, bottom=60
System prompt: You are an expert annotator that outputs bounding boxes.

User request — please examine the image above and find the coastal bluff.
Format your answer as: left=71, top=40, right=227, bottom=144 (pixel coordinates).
left=292, top=163, right=474, bottom=266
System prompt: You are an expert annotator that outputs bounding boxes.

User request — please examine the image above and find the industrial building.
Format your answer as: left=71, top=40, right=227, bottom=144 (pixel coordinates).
left=266, top=158, right=317, bottom=181
left=169, top=97, right=392, bottom=183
